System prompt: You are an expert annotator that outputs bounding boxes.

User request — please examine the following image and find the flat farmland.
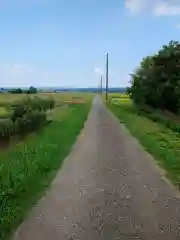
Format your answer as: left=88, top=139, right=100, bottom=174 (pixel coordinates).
left=38, top=92, right=94, bottom=105
left=0, top=91, right=94, bottom=104
left=0, top=92, right=94, bottom=119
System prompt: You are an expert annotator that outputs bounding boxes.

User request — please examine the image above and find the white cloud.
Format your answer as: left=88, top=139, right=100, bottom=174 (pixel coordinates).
left=125, top=0, right=150, bottom=14
left=125, top=0, right=180, bottom=16
left=94, top=67, right=104, bottom=75
left=155, top=2, right=180, bottom=16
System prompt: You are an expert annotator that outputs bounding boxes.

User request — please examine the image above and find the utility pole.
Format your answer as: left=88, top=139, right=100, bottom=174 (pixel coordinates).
left=105, top=52, right=109, bottom=101
left=100, top=75, right=103, bottom=95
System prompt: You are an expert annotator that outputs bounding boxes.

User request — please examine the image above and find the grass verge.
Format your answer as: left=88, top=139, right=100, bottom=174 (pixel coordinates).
left=0, top=103, right=90, bottom=240
left=108, top=101, right=180, bottom=189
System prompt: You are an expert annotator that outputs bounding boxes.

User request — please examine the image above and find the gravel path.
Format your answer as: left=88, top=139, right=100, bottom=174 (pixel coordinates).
left=12, top=97, right=180, bottom=240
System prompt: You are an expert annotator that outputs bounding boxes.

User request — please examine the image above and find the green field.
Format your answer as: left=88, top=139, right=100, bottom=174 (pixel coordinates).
left=0, top=92, right=92, bottom=240
left=108, top=96, right=180, bottom=189
left=0, top=107, right=9, bottom=118
left=0, top=92, right=94, bottom=118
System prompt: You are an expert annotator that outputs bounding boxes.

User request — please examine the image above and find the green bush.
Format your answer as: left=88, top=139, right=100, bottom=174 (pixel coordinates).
left=0, top=120, right=18, bottom=139
left=136, top=105, right=180, bottom=134
left=9, top=88, right=23, bottom=94
left=15, top=111, right=46, bottom=134
left=0, top=97, right=55, bottom=141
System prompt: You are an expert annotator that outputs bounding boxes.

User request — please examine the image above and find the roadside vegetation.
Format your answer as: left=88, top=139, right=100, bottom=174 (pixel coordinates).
left=0, top=92, right=92, bottom=240
left=0, top=96, right=55, bottom=142
left=108, top=40, right=180, bottom=189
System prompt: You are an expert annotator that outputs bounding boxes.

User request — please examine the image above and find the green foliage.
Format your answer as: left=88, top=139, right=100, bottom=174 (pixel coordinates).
left=129, top=41, right=180, bottom=114
left=0, top=120, right=18, bottom=139
left=0, top=97, right=55, bottom=141
left=9, top=86, right=38, bottom=94
left=9, top=88, right=23, bottom=94
left=15, top=111, right=46, bottom=134
left=28, top=86, right=37, bottom=94
left=135, top=106, right=180, bottom=134
left=0, top=103, right=90, bottom=240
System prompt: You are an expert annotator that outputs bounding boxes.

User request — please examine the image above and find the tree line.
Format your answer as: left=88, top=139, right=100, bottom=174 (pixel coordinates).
left=128, top=41, right=180, bottom=114
left=9, top=86, right=37, bottom=94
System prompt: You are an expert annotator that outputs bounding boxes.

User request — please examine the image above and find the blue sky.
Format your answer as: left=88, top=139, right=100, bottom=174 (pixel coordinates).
left=0, top=0, right=180, bottom=88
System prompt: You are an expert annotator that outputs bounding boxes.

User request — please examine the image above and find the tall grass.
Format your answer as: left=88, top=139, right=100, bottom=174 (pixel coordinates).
left=108, top=101, right=180, bottom=189
left=0, top=103, right=90, bottom=240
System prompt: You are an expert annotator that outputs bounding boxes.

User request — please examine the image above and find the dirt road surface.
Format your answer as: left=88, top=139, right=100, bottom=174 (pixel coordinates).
left=12, top=97, right=180, bottom=240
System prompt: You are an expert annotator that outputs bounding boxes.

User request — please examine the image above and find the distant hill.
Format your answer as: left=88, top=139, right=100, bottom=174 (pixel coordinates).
left=52, top=87, right=127, bottom=93
left=1, top=87, right=127, bottom=93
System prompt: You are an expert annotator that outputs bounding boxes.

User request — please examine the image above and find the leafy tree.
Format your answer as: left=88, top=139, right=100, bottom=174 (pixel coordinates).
left=9, top=88, right=23, bottom=94
left=9, top=86, right=38, bottom=94
left=129, top=41, right=180, bottom=114
left=28, top=86, right=37, bottom=94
